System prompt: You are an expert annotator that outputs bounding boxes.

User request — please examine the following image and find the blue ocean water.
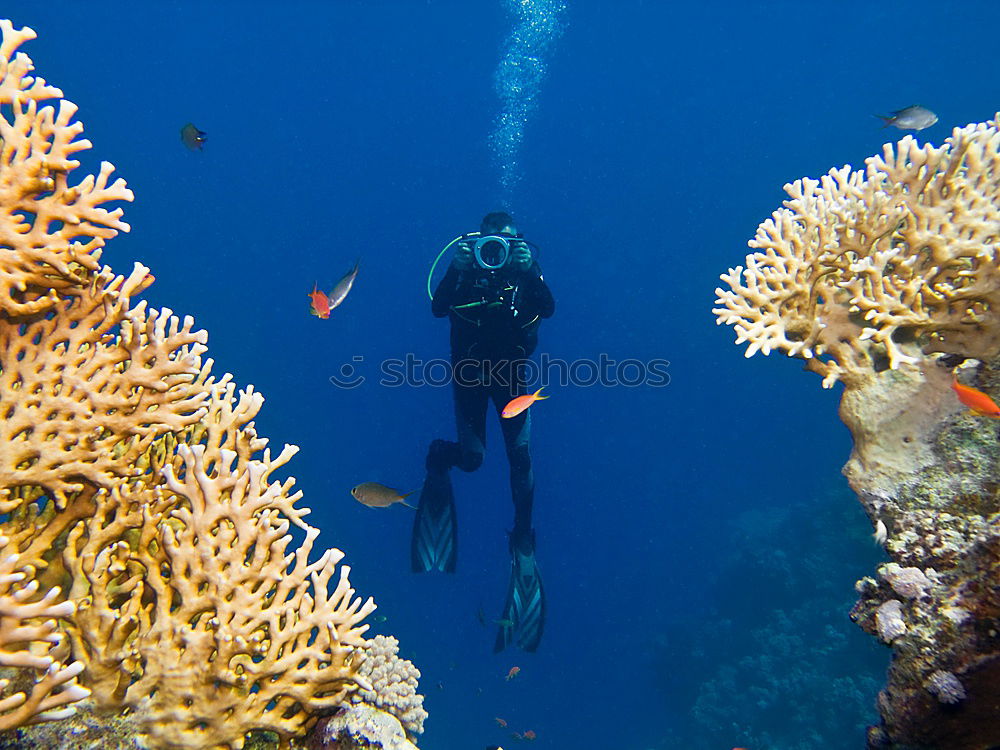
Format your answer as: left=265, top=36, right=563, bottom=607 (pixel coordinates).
left=6, top=2, right=997, bottom=747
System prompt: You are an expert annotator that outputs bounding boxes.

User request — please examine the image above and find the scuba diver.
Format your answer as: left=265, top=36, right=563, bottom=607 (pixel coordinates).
left=412, top=211, right=555, bottom=652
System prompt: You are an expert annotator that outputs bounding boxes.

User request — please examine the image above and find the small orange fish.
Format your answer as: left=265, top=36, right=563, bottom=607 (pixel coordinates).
left=505, top=665, right=520, bottom=681
left=309, top=260, right=360, bottom=320
left=494, top=717, right=508, bottom=727
left=522, top=730, right=536, bottom=740
left=309, top=283, right=332, bottom=319
left=951, top=376, right=1000, bottom=417
left=501, top=388, right=548, bottom=419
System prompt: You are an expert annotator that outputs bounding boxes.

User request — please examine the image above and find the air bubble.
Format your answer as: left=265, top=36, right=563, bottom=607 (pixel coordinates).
left=489, top=0, right=567, bottom=203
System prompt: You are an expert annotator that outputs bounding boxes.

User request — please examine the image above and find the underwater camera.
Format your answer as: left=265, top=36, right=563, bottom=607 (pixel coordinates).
left=474, top=234, right=515, bottom=270
left=426, top=231, right=539, bottom=301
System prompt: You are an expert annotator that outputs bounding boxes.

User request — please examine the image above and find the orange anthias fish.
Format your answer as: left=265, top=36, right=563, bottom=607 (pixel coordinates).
left=951, top=376, right=1000, bottom=417
left=308, top=260, right=360, bottom=319
left=494, top=717, right=508, bottom=727
left=522, top=730, right=536, bottom=740
left=309, top=284, right=332, bottom=319
left=501, top=388, right=548, bottom=419
left=505, top=665, right=520, bottom=681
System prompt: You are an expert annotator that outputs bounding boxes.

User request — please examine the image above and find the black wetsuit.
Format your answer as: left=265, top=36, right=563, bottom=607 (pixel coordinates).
left=426, top=258, right=554, bottom=547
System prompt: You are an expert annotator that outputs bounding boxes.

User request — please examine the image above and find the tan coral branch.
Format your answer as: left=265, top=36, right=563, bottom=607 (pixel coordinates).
left=0, top=20, right=131, bottom=316
left=0, top=534, right=89, bottom=729
left=0, top=263, right=209, bottom=507
left=716, top=114, right=1000, bottom=388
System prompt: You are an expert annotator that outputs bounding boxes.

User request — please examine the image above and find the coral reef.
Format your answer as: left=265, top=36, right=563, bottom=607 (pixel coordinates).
left=0, top=19, right=419, bottom=750
left=849, top=362, right=1000, bottom=749
left=300, top=635, right=427, bottom=750
left=308, top=704, right=418, bottom=750
left=874, top=600, right=906, bottom=644
left=352, top=636, right=426, bottom=738
left=714, top=118, right=1000, bottom=747
left=650, top=493, right=883, bottom=750
left=0, top=697, right=146, bottom=749
left=925, top=670, right=966, bottom=705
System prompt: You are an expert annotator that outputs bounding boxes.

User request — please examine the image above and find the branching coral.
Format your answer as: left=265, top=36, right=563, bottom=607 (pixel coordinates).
left=0, top=534, right=88, bottom=729
left=0, top=21, right=132, bottom=317
left=0, top=263, right=209, bottom=508
left=63, top=437, right=376, bottom=748
left=43, top=371, right=379, bottom=748
left=715, top=116, right=1000, bottom=388
left=0, top=19, right=393, bottom=750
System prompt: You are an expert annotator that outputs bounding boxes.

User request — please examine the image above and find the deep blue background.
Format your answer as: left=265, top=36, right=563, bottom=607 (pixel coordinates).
left=6, top=2, right=997, bottom=747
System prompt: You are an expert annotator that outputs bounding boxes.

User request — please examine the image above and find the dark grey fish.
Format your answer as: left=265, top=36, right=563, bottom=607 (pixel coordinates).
left=328, top=259, right=360, bottom=310
left=876, top=105, right=938, bottom=131
left=180, top=122, right=206, bottom=150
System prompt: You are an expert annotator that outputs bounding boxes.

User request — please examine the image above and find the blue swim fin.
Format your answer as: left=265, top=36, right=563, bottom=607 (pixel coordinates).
left=411, top=469, right=457, bottom=573
left=494, top=532, right=545, bottom=652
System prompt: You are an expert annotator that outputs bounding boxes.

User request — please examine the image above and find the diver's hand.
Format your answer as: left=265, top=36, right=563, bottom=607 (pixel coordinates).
left=452, top=240, right=474, bottom=271
left=510, top=239, right=532, bottom=270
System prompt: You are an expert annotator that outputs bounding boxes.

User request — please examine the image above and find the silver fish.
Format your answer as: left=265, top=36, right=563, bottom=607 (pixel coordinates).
left=328, top=259, right=360, bottom=311
left=877, top=105, right=938, bottom=131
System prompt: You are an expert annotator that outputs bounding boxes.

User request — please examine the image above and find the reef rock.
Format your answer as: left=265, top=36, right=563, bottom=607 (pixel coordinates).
left=845, top=357, right=1000, bottom=749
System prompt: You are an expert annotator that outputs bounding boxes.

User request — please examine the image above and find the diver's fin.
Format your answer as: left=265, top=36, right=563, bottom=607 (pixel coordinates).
left=494, top=536, right=545, bottom=653
left=411, top=469, right=457, bottom=573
